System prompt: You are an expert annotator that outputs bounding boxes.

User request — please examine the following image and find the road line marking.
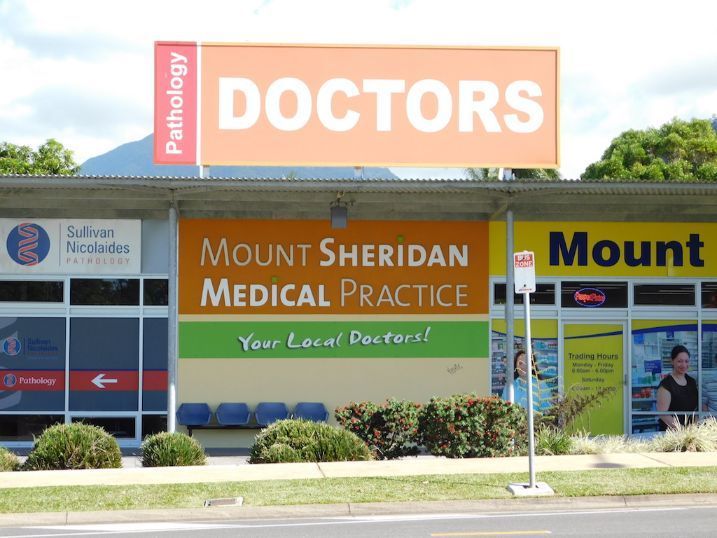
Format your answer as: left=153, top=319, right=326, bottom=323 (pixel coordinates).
left=431, top=531, right=553, bottom=536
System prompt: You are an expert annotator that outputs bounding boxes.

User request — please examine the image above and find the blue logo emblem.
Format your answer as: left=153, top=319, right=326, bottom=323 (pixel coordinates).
left=3, top=374, right=17, bottom=388
left=6, top=222, right=50, bottom=266
left=2, top=337, right=21, bottom=356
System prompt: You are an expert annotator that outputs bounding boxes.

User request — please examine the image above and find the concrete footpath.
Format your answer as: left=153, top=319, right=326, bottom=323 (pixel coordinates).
left=0, top=452, right=716, bottom=527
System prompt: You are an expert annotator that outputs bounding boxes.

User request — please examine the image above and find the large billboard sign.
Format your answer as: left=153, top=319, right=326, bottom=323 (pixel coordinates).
left=178, top=219, right=489, bottom=359
left=155, top=43, right=559, bottom=168
left=490, top=222, right=717, bottom=278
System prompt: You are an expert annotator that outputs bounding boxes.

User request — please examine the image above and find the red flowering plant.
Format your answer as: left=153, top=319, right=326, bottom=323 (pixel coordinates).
left=418, top=394, right=526, bottom=458
left=335, top=398, right=422, bottom=460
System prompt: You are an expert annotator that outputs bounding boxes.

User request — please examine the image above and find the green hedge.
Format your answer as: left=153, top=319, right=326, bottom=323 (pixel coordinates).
left=418, top=394, right=526, bottom=458
left=335, top=399, right=421, bottom=460
left=0, top=446, right=20, bottom=472
left=249, top=419, right=372, bottom=464
left=141, top=432, right=207, bottom=467
left=23, top=423, right=122, bottom=470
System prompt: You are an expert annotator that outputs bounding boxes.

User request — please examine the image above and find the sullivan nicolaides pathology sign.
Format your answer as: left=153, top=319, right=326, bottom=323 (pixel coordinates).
left=0, top=219, right=141, bottom=274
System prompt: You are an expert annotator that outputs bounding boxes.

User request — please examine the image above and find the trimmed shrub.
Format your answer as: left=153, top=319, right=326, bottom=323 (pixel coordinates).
left=0, top=446, right=20, bottom=472
left=249, top=419, right=372, bottom=464
left=535, top=426, right=573, bottom=455
left=141, top=432, right=206, bottom=467
left=335, top=399, right=421, bottom=460
left=23, top=423, right=121, bottom=470
left=418, top=394, right=526, bottom=458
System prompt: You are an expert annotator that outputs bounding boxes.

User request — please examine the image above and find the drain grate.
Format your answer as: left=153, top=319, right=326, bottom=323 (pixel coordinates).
left=203, top=496, right=244, bottom=508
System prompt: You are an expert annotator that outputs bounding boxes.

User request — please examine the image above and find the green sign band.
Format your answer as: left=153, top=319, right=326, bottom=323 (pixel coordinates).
left=179, top=320, right=488, bottom=359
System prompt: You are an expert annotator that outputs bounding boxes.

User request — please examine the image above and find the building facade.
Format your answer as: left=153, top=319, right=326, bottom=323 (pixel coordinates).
left=1, top=175, right=716, bottom=447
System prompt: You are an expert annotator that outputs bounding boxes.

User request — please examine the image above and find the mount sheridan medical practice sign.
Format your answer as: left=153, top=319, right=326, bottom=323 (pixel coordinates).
left=178, top=220, right=489, bottom=359
left=0, top=219, right=141, bottom=274
left=155, top=43, right=559, bottom=168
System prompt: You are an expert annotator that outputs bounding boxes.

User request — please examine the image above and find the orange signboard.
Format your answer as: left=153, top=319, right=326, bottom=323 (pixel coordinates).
left=179, top=220, right=488, bottom=315
left=155, top=43, right=559, bottom=168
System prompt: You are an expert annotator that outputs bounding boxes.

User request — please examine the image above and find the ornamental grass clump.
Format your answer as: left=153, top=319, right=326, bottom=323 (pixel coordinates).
left=141, top=432, right=207, bottom=467
left=335, top=399, right=421, bottom=460
left=23, top=423, right=121, bottom=470
left=535, top=426, right=573, bottom=455
left=0, top=446, right=20, bottom=471
left=249, top=419, right=372, bottom=464
left=650, top=417, right=717, bottom=453
left=418, top=394, right=526, bottom=458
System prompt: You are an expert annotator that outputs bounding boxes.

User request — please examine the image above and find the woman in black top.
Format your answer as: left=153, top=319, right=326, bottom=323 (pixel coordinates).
left=656, top=344, right=698, bottom=431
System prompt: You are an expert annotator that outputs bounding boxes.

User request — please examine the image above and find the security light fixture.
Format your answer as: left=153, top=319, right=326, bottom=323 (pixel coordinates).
left=330, top=192, right=349, bottom=229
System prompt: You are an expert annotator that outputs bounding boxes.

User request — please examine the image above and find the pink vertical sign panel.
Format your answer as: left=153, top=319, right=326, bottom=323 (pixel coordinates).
left=154, top=42, right=197, bottom=164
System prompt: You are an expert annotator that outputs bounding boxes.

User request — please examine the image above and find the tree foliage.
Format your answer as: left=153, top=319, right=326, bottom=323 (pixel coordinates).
left=581, top=118, right=717, bottom=181
left=0, top=139, right=80, bottom=175
left=465, top=167, right=560, bottom=180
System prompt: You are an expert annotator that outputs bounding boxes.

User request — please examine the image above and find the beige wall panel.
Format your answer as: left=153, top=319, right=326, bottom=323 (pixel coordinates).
left=179, top=357, right=489, bottom=448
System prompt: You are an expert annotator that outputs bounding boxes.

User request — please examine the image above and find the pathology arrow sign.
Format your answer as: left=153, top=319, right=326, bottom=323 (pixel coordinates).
left=91, top=373, right=118, bottom=389
left=70, top=371, right=138, bottom=391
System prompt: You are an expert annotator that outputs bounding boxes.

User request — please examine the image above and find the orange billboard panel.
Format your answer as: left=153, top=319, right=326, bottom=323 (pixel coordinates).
left=179, top=220, right=489, bottom=315
left=155, top=43, right=559, bottom=168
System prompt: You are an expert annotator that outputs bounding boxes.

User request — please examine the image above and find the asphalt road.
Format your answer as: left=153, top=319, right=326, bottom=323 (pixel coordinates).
left=2, top=505, right=715, bottom=537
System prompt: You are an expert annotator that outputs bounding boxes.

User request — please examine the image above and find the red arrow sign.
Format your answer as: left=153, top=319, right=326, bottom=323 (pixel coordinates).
left=70, top=371, right=138, bottom=391
left=142, top=371, right=167, bottom=391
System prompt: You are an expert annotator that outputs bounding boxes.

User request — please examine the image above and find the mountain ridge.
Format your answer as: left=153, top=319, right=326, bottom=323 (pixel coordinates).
left=80, top=134, right=399, bottom=179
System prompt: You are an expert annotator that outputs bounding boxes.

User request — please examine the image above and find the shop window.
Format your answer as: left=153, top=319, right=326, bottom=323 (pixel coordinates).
left=631, top=321, right=697, bottom=433
left=142, top=415, right=167, bottom=438
left=701, top=283, right=717, bottom=308
left=0, top=415, right=63, bottom=442
left=144, top=279, right=168, bottom=306
left=490, top=321, right=559, bottom=400
left=71, top=416, right=135, bottom=438
left=493, top=283, right=555, bottom=305
left=69, top=318, right=139, bottom=412
left=561, top=281, right=627, bottom=308
left=634, top=284, right=695, bottom=306
left=0, top=281, right=63, bottom=302
left=702, top=323, right=717, bottom=416
left=70, top=279, right=139, bottom=306
left=0, top=317, right=66, bottom=412
left=142, top=318, right=168, bottom=411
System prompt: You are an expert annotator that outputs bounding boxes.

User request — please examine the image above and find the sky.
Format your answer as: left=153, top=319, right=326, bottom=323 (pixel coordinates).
left=1, top=0, right=716, bottom=179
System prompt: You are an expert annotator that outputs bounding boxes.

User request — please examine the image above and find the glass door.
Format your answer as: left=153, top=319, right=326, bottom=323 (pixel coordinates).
left=562, top=321, right=626, bottom=435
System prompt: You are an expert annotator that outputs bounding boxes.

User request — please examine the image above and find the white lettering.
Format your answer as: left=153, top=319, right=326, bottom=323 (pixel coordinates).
left=504, top=80, right=544, bottom=133
left=406, top=79, right=452, bottom=133
left=362, top=79, right=406, bottom=131
left=317, top=78, right=360, bottom=132
left=265, top=77, right=312, bottom=131
left=458, top=80, right=501, bottom=133
left=219, top=77, right=261, bottom=130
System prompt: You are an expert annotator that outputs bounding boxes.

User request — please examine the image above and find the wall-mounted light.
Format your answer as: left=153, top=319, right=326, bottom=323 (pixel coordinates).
left=330, top=192, right=350, bottom=229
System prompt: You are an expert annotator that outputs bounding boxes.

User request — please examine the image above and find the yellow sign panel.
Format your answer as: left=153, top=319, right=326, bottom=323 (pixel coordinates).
left=490, top=222, right=715, bottom=277
left=564, top=323, right=624, bottom=435
left=491, top=319, right=556, bottom=339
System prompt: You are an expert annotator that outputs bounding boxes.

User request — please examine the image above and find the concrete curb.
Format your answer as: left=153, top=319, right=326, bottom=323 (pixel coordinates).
left=2, top=452, right=716, bottom=489
left=1, top=494, right=716, bottom=528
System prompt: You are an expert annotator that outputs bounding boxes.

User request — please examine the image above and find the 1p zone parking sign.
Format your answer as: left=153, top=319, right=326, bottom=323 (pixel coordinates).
left=514, top=251, right=536, bottom=294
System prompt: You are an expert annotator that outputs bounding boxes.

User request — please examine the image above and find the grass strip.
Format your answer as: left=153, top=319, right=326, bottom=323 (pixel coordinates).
left=0, top=466, right=716, bottom=513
